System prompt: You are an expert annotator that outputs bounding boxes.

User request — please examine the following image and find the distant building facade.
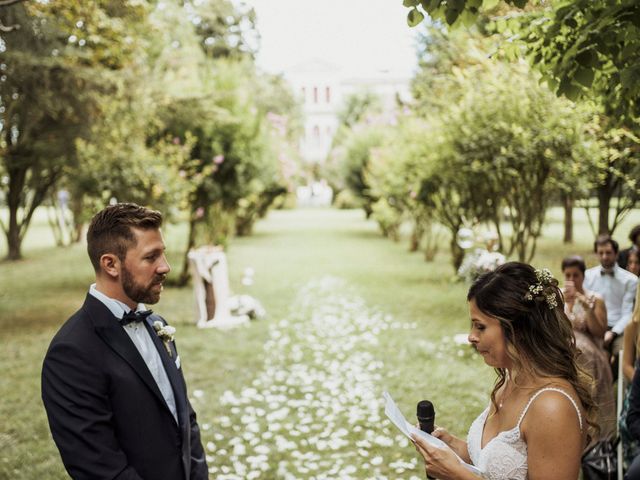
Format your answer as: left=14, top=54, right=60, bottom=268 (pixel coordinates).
left=285, top=59, right=412, bottom=164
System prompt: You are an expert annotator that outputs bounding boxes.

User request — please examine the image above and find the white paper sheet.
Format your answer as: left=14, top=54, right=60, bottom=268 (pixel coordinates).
left=383, top=391, right=483, bottom=476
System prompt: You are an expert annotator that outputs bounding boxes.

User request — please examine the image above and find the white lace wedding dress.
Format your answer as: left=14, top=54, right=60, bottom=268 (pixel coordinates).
left=466, top=387, right=583, bottom=479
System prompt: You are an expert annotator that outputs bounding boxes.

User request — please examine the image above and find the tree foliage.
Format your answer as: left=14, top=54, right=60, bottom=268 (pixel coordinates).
left=365, top=28, right=589, bottom=271
left=403, top=1, right=640, bottom=239
left=403, top=0, right=640, bottom=126
left=0, top=0, right=149, bottom=259
left=0, top=0, right=302, bottom=264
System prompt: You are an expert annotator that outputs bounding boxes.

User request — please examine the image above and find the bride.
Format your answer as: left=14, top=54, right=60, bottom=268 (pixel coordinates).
left=413, top=262, right=596, bottom=480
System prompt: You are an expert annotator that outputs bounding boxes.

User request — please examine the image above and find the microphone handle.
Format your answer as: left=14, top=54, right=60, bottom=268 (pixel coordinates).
left=418, top=419, right=434, bottom=434
left=418, top=418, right=436, bottom=479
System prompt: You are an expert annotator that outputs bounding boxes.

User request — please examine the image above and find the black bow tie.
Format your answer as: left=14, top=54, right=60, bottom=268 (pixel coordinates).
left=121, top=309, right=153, bottom=326
left=600, top=269, right=615, bottom=276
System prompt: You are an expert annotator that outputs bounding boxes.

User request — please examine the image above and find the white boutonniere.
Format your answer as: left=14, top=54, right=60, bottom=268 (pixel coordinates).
left=153, top=320, right=176, bottom=357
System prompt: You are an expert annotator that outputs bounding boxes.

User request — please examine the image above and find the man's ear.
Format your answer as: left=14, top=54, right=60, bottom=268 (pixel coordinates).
left=99, top=253, right=121, bottom=279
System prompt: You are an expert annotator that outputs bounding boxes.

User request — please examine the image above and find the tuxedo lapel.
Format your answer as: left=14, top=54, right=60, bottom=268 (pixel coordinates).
left=143, top=316, right=189, bottom=430
left=83, top=295, right=175, bottom=419
left=143, top=315, right=194, bottom=479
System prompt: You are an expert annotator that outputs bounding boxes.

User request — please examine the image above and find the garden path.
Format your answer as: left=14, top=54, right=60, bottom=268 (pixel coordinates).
left=202, top=276, right=422, bottom=480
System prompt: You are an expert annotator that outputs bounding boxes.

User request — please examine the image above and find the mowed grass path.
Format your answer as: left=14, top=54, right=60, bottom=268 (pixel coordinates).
left=1, top=207, right=638, bottom=478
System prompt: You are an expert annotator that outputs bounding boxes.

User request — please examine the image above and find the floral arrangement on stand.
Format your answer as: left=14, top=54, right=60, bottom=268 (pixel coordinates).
left=458, top=248, right=506, bottom=282
left=456, top=230, right=506, bottom=283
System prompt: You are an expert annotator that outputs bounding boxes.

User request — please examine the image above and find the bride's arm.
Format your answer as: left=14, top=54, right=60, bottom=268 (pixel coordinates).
left=522, top=392, right=583, bottom=480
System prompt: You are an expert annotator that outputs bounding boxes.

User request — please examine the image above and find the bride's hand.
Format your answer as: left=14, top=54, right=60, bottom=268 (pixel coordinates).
left=432, top=426, right=454, bottom=445
left=412, top=433, right=464, bottom=480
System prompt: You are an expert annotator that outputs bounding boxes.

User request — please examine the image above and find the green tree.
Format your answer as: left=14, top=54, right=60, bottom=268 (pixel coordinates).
left=152, top=59, right=286, bottom=284
left=0, top=1, right=149, bottom=260
left=414, top=122, right=486, bottom=271
left=334, top=126, right=388, bottom=218
left=145, top=0, right=295, bottom=283
left=368, top=117, right=444, bottom=257
left=183, top=0, right=257, bottom=60
left=581, top=117, right=640, bottom=235
left=331, top=91, right=382, bottom=149
left=442, top=63, right=586, bottom=261
left=411, top=26, right=491, bottom=117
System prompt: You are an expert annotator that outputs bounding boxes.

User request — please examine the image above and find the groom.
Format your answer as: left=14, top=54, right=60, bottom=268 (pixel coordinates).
left=41, top=203, right=208, bottom=480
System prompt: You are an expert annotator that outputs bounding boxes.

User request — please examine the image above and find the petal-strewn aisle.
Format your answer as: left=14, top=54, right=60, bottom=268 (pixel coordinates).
left=203, top=276, right=422, bottom=479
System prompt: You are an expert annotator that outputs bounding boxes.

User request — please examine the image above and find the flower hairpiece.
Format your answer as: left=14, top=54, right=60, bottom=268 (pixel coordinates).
left=524, top=268, right=559, bottom=310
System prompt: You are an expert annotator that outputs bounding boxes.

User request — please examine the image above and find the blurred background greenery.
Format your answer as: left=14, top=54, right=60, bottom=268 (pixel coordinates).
left=2, top=0, right=640, bottom=477
left=2, top=206, right=640, bottom=478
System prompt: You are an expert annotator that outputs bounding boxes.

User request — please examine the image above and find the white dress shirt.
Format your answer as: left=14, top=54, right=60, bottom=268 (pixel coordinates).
left=583, top=264, right=638, bottom=334
left=89, top=284, right=178, bottom=423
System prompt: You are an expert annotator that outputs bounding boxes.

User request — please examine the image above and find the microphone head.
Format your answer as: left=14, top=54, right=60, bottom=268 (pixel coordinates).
left=417, top=400, right=434, bottom=419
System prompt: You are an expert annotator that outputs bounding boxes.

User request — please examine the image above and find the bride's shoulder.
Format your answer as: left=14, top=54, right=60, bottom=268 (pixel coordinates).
left=521, top=382, right=583, bottom=431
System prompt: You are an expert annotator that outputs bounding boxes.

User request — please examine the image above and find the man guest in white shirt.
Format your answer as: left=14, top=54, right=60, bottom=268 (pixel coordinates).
left=41, top=203, right=208, bottom=480
left=584, top=234, right=638, bottom=378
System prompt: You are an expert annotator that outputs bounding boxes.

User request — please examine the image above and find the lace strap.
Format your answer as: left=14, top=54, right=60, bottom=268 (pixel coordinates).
left=516, top=387, right=583, bottom=431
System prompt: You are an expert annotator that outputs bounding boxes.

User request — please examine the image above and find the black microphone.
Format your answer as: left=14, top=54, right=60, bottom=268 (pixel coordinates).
left=417, top=400, right=436, bottom=479
left=417, top=400, right=435, bottom=434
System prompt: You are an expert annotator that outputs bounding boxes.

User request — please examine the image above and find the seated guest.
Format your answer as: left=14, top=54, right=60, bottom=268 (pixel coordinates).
left=619, top=225, right=640, bottom=270
left=625, top=362, right=640, bottom=479
left=619, top=292, right=640, bottom=471
left=628, top=248, right=640, bottom=277
left=584, top=235, right=638, bottom=379
left=624, top=291, right=640, bottom=382
left=562, top=255, right=616, bottom=440
left=412, top=262, right=595, bottom=480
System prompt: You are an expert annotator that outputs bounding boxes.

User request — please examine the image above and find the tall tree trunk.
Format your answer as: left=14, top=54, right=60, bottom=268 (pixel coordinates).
left=597, top=187, right=611, bottom=234
left=409, top=220, right=424, bottom=252
left=563, top=194, right=573, bottom=244
left=3, top=157, right=61, bottom=260
left=70, top=194, right=85, bottom=243
left=450, top=232, right=465, bottom=272
left=5, top=166, right=25, bottom=260
left=177, top=217, right=197, bottom=286
left=6, top=214, right=22, bottom=260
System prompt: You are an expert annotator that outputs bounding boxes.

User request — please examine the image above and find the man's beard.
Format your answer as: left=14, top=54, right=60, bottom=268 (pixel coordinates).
left=122, top=266, right=165, bottom=305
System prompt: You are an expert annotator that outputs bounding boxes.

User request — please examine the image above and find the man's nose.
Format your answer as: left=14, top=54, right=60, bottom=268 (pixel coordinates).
left=158, top=255, right=171, bottom=274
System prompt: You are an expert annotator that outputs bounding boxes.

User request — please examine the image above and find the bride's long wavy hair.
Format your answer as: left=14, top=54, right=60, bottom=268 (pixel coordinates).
left=467, top=261, right=597, bottom=442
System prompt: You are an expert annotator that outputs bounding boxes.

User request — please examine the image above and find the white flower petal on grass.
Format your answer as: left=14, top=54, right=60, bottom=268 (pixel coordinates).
left=232, top=443, right=246, bottom=456
left=204, top=277, right=398, bottom=478
left=255, top=445, right=270, bottom=455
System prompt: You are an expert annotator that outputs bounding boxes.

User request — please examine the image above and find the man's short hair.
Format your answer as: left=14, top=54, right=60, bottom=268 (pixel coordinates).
left=87, top=203, right=163, bottom=271
left=593, top=234, right=619, bottom=254
left=629, top=225, right=640, bottom=244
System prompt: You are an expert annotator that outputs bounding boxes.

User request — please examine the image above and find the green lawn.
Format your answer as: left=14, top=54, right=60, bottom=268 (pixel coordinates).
left=1, top=206, right=639, bottom=478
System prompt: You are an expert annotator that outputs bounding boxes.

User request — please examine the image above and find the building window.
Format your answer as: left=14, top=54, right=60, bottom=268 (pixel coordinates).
left=313, top=86, right=318, bottom=104
left=313, top=125, right=320, bottom=138
left=301, top=87, right=306, bottom=101
left=325, top=86, right=331, bottom=103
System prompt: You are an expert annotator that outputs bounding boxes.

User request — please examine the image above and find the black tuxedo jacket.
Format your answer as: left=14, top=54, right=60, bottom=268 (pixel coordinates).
left=41, top=294, right=208, bottom=480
